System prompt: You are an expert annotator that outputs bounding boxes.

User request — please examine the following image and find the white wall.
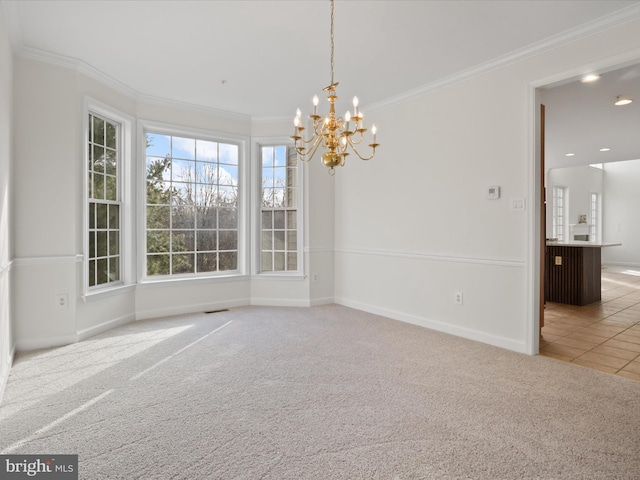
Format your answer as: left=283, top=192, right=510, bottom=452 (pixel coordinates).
left=602, top=160, right=640, bottom=267
left=0, top=5, right=13, bottom=402
left=335, top=16, right=640, bottom=354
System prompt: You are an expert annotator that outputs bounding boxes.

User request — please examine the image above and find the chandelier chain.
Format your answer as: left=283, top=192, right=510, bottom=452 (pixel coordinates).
left=330, top=0, right=334, bottom=85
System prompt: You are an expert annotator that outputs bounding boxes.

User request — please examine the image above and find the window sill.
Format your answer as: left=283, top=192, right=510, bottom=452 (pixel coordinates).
left=138, top=273, right=251, bottom=289
left=252, top=273, right=307, bottom=281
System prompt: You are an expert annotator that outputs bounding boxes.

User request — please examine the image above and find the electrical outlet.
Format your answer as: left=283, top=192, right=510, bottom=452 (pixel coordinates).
left=454, top=291, right=463, bottom=306
left=312, top=273, right=319, bottom=283
left=56, top=294, right=68, bottom=308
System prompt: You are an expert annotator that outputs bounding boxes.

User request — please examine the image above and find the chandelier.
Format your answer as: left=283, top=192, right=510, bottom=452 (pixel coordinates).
left=291, top=0, right=379, bottom=175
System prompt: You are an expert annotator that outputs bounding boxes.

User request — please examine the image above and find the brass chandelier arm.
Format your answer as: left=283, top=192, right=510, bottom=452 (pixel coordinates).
left=341, top=137, right=378, bottom=161
left=293, top=133, right=324, bottom=162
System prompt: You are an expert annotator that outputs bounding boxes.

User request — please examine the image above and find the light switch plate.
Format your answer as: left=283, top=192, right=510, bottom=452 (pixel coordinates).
left=511, top=197, right=526, bottom=211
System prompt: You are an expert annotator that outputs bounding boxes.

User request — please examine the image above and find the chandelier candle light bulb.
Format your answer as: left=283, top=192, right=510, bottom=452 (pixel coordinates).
left=291, top=0, right=379, bottom=174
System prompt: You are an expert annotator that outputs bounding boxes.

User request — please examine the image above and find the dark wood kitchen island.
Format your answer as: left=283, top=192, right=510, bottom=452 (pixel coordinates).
left=545, top=242, right=621, bottom=306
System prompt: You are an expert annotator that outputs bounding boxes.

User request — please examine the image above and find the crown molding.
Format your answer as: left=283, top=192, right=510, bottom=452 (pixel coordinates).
left=14, top=45, right=251, bottom=123
left=368, top=3, right=640, bottom=112
left=17, top=45, right=139, bottom=99
left=136, top=93, right=250, bottom=123
left=5, top=1, right=640, bottom=121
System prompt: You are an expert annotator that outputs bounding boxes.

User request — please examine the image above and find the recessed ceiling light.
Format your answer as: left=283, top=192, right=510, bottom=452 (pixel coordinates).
left=599, top=148, right=610, bottom=152
left=614, top=96, right=633, bottom=106
left=581, top=74, right=600, bottom=83
left=565, top=153, right=575, bottom=157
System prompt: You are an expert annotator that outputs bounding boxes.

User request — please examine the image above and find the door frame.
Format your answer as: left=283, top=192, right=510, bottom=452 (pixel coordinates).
left=528, top=53, right=640, bottom=355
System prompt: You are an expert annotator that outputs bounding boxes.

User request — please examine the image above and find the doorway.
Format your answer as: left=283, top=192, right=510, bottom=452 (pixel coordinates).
left=532, top=60, right=640, bottom=378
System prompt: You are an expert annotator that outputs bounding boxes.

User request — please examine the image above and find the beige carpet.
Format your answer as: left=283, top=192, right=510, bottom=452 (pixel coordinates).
left=1, top=305, right=639, bottom=479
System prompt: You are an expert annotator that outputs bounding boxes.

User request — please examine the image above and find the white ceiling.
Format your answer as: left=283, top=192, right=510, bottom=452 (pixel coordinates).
left=2, top=0, right=640, bottom=164
left=542, top=63, right=640, bottom=169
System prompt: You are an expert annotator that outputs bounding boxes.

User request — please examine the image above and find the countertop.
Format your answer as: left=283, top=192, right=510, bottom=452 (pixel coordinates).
left=546, top=241, right=621, bottom=248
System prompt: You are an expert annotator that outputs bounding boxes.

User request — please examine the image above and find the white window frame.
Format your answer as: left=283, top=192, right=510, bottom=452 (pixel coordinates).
left=251, top=138, right=304, bottom=277
left=139, top=121, right=249, bottom=283
left=551, top=185, right=567, bottom=242
left=590, top=192, right=600, bottom=242
left=83, top=98, right=135, bottom=300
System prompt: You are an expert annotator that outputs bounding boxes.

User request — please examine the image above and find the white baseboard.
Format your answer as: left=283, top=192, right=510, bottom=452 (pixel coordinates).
left=602, top=262, right=640, bottom=270
left=15, top=333, right=80, bottom=352
left=335, top=297, right=528, bottom=354
left=250, top=297, right=312, bottom=307
left=310, top=296, right=334, bottom=307
left=77, top=313, right=136, bottom=341
left=136, top=298, right=250, bottom=321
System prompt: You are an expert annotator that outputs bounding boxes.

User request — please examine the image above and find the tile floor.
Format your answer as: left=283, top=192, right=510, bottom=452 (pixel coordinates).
left=540, top=265, right=640, bottom=381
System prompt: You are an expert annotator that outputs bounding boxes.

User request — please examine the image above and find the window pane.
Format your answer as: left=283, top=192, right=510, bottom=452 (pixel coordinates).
left=262, top=211, right=272, bottom=229
left=274, top=146, right=286, bottom=166
left=147, top=206, right=171, bottom=228
left=197, top=230, right=217, bottom=251
left=88, top=114, right=121, bottom=288
left=147, top=230, right=170, bottom=253
left=147, top=254, right=170, bottom=276
left=109, top=205, right=119, bottom=229
left=96, top=203, right=108, bottom=229
left=89, top=232, right=96, bottom=258
left=196, top=139, right=217, bottom=161
left=97, top=231, right=108, bottom=257
left=274, top=252, right=285, bottom=271
left=261, top=231, right=272, bottom=250
left=93, top=174, right=105, bottom=200
left=105, top=149, right=116, bottom=175
left=287, top=211, right=297, bottom=229
left=261, top=252, right=273, bottom=272
left=93, top=146, right=105, bottom=173
left=274, top=210, right=285, bottom=229
left=197, top=253, right=217, bottom=273
left=172, top=137, right=196, bottom=160
left=145, top=131, right=242, bottom=277
left=93, top=117, right=104, bottom=144
left=109, top=256, right=119, bottom=281
left=106, top=122, right=116, bottom=149
left=172, top=253, right=194, bottom=274
left=89, top=202, right=96, bottom=228
left=97, top=258, right=108, bottom=284
left=219, top=230, right=237, bottom=250
left=219, top=208, right=237, bottom=229
left=274, top=231, right=285, bottom=250
left=172, top=206, right=195, bottom=229
left=109, top=231, right=119, bottom=256
left=198, top=207, right=217, bottom=228
left=287, top=253, right=297, bottom=270
left=219, top=143, right=238, bottom=166
left=172, top=231, right=195, bottom=252
left=146, top=133, right=170, bottom=157
left=262, top=147, right=273, bottom=167
left=89, top=260, right=96, bottom=287
left=106, top=176, right=117, bottom=201
left=287, top=231, right=297, bottom=250
left=260, top=145, right=299, bottom=273
left=219, top=252, right=237, bottom=271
